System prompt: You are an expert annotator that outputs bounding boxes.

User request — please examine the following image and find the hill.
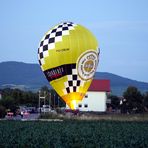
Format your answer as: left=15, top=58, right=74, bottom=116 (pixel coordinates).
left=94, top=72, right=148, bottom=95
left=0, top=61, right=148, bottom=95
left=0, top=61, right=48, bottom=90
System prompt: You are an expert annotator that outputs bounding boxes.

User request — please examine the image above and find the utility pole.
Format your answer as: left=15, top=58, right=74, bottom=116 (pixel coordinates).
left=38, top=91, right=47, bottom=114
left=44, top=91, right=46, bottom=106
left=57, top=96, right=59, bottom=108
left=39, top=91, right=41, bottom=113
left=54, top=94, right=55, bottom=109
left=49, top=92, right=51, bottom=107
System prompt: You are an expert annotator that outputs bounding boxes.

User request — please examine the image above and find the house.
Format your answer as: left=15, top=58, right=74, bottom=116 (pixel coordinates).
left=66, top=79, right=110, bottom=112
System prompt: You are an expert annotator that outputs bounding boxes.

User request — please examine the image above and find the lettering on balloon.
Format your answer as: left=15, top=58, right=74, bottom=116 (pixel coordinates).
left=56, top=48, right=69, bottom=52
left=44, top=64, right=76, bottom=82
left=46, top=67, right=64, bottom=78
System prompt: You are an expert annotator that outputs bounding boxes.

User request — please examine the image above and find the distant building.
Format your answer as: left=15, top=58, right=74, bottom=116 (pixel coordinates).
left=66, top=79, right=110, bottom=112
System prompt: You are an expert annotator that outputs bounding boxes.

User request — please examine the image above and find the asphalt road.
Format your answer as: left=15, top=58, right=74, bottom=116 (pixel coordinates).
left=13, top=113, right=40, bottom=120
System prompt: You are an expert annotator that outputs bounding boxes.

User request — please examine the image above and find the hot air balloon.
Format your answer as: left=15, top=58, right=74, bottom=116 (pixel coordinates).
left=38, top=22, right=99, bottom=110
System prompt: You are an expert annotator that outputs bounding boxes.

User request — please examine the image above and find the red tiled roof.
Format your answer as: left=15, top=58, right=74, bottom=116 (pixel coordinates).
left=88, top=79, right=110, bottom=92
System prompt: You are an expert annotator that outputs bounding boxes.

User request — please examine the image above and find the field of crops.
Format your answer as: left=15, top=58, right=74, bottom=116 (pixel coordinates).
left=0, top=120, right=148, bottom=148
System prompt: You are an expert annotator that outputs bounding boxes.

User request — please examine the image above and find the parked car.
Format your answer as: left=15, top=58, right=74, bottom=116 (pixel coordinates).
left=5, top=112, right=14, bottom=120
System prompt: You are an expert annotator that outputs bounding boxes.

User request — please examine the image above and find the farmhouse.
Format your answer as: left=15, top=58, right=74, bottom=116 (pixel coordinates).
left=72, top=79, right=110, bottom=112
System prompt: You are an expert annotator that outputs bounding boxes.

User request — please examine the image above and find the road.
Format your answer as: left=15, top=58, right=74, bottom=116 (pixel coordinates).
left=13, top=113, right=40, bottom=120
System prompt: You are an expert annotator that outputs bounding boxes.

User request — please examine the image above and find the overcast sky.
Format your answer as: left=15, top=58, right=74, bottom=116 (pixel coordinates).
left=0, top=0, right=148, bottom=82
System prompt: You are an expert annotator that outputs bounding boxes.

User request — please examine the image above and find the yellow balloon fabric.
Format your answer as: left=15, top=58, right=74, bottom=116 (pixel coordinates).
left=38, top=22, right=99, bottom=109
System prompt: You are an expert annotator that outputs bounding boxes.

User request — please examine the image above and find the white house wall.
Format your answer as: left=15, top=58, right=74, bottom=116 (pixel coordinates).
left=66, top=91, right=107, bottom=112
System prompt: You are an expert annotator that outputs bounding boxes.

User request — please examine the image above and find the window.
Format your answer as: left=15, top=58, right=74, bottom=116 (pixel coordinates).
left=78, top=104, right=82, bottom=108
left=84, top=104, right=88, bottom=108
left=85, top=94, right=88, bottom=98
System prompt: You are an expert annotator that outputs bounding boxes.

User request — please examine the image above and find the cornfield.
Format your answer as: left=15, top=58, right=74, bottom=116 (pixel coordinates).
left=0, top=120, right=147, bottom=148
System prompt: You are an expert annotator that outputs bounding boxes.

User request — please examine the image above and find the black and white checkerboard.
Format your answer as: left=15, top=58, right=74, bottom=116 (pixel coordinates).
left=63, top=68, right=85, bottom=95
left=38, top=22, right=77, bottom=66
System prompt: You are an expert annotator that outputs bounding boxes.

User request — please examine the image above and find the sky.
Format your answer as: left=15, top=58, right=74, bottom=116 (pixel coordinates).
left=0, top=0, right=148, bottom=82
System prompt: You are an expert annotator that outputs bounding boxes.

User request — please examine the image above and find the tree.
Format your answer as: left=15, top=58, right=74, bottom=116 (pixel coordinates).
left=123, top=86, right=143, bottom=113
left=0, top=96, right=19, bottom=113
left=11, top=89, right=23, bottom=104
left=143, top=91, right=148, bottom=111
left=40, top=86, right=50, bottom=93
left=0, top=105, right=6, bottom=118
left=49, top=89, right=66, bottom=108
left=108, top=95, right=120, bottom=110
left=39, top=87, right=66, bottom=108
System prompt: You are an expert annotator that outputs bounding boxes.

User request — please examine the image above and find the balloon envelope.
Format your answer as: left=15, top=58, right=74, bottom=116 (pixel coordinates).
left=38, top=22, right=99, bottom=109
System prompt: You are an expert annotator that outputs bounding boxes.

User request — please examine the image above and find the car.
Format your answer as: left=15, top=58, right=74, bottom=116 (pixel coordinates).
left=5, top=112, right=14, bottom=120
